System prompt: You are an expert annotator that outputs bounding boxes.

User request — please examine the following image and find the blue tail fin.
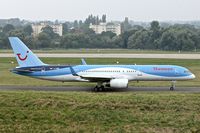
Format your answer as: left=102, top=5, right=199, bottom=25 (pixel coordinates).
left=8, top=37, right=46, bottom=67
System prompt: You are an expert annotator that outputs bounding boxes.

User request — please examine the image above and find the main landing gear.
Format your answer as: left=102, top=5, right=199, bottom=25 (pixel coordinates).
left=170, top=81, right=176, bottom=91
left=93, top=82, right=106, bottom=92
left=93, top=85, right=105, bottom=92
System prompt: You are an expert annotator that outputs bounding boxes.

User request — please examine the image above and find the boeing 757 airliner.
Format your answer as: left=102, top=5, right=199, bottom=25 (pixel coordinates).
left=9, top=37, right=195, bottom=91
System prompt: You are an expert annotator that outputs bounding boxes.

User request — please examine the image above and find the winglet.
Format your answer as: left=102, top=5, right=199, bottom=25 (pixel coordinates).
left=69, top=66, right=79, bottom=76
left=81, top=58, right=87, bottom=65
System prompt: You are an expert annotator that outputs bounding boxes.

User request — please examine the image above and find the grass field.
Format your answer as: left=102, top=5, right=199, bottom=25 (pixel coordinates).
left=0, top=91, right=200, bottom=132
left=1, top=58, right=200, bottom=133
left=1, top=49, right=200, bottom=54
left=0, top=57, right=199, bottom=87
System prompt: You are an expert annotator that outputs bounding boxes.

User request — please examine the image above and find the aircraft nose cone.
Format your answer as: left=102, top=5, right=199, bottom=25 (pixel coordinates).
left=191, top=74, right=196, bottom=79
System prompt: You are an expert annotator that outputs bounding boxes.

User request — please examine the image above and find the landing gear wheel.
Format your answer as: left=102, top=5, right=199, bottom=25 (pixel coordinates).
left=170, top=87, right=174, bottom=91
left=170, top=81, right=176, bottom=91
left=93, top=85, right=105, bottom=92
left=100, top=85, right=105, bottom=91
left=93, top=86, right=98, bottom=92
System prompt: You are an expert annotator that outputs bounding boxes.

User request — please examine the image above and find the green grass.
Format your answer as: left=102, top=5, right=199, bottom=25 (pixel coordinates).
left=0, top=91, right=200, bottom=132
left=1, top=49, right=200, bottom=54
left=0, top=57, right=199, bottom=87
left=1, top=58, right=200, bottom=132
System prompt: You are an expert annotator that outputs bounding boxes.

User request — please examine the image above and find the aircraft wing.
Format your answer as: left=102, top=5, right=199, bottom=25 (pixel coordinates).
left=69, top=66, right=113, bottom=82
left=79, top=74, right=112, bottom=82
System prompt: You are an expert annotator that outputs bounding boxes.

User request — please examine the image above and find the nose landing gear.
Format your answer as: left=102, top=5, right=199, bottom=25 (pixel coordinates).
left=170, top=81, right=176, bottom=91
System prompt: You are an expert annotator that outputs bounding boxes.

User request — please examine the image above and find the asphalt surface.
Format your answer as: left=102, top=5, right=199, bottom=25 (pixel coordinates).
left=1, top=53, right=200, bottom=59
left=0, top=86, right=200, bottom=92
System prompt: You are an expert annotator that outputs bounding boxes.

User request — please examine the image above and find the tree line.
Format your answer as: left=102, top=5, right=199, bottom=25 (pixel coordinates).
left=1, top=18, right=200, bottom=51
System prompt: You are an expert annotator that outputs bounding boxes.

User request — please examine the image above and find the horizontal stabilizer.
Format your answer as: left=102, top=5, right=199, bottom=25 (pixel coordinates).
left=11, top=68, right=33, bottom=73
left=81, top=58, right=87, bottom=65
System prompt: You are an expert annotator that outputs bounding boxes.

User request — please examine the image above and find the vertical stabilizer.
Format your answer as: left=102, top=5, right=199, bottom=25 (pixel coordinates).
left=8, top=37, right=46, bottom=67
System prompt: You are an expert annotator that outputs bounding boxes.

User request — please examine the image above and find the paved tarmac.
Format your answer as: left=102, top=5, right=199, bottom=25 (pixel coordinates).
left=0, top=86, right=200, bottom=92
left=1, top=53, right=200, bottom=59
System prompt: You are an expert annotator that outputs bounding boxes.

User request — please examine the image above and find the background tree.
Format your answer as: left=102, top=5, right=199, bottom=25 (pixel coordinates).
left=0, top=32, right=8, bottom=48
left=121, top=30, right=137, bottom=48
left=73, top=20, right=79, bottom=29
left=23, top=25, right=33, bottom=36
left=102, top=15, right=106, bottom=23
left=128, top=30, right=150, bottom=49
left=176, top=29, right=195, bottom=51
left=122, top=17, right=132, bottom=32
left=159, top=29, right=177, bottom=50
left=3, top=24, right=15, bottom=33
left=9, top=29, right=26, bottom=40
left=101, top=31, right=116, bottom=38
left=36, top=32, right=51, bottom=48
left=62, top=22, right=69, bottom=35
left=41, top=25, right=59, bottom=39
left=150, top=21, right=161, bottom=49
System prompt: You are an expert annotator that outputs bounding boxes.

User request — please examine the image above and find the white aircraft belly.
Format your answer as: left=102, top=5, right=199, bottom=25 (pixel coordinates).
left=135, top=72, right=191, bottom=81
left=34, top=74, right=87, bottom=82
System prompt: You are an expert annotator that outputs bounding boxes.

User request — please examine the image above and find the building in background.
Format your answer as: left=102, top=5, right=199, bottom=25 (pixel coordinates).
left=89, top=22, right=121, bottom=35
left=32, top=23, right=63, bottom=36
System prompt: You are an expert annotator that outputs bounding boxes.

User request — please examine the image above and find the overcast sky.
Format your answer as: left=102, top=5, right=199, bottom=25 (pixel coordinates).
left=1, top=0, right=200, bottom=21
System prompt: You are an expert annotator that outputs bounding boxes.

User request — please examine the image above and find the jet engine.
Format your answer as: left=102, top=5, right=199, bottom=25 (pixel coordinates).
left=109, top=79, right=128, bottom=88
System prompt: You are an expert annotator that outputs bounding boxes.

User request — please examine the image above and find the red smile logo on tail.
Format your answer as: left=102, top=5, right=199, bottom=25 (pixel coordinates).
left=17, top=51, right=29, bottom=61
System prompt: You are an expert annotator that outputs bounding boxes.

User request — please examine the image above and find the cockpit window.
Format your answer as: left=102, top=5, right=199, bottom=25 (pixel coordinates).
left=184, top=70, right=190, bottom=73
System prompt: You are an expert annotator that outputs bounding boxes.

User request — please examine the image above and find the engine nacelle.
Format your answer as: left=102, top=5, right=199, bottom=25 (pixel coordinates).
left=110, top=79, right=128, bottom=88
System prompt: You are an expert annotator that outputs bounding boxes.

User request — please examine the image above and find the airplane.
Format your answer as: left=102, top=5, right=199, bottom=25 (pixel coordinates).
left=8, top=37, right=195, bottom=91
